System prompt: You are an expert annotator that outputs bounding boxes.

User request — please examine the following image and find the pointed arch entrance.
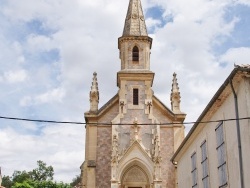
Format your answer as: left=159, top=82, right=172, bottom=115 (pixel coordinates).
left=121, top=165, right=150, bottom=188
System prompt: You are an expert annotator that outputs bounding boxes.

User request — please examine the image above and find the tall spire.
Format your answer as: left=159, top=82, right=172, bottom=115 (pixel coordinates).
left=171, top=73, right=181, bottom=113
left=123, top=0, right=148, bottom=36
left=89, top=72, right=99, bottom=112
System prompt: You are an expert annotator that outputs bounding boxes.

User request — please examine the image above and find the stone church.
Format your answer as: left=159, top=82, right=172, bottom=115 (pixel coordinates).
left=81, top=0, right=186, bottom=187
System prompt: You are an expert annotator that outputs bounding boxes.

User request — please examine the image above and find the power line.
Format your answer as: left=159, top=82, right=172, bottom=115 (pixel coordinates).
left=0, top=116, right=84, bottom=125
left=0, top=116, right=249, bottom=126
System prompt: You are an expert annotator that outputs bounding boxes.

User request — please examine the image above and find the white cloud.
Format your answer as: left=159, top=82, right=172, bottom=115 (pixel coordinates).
left=220, top=47, right=250, bottom=65
left=146, top=17, right=162, bottom=31
left=145, top=0, right=244, bottom=132
left=237, top=0, right=250, bottom=6
left=20, top=88, right=65, bottom=106
left=3, top=69, right=28, bottom=83
left=27, top=34, right=56, bottom=52
left=0, top=124, right=84, bottom=183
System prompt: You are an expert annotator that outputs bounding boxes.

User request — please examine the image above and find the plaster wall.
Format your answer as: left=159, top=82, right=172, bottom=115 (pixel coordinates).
left=176, top=78, right=250, bottom=188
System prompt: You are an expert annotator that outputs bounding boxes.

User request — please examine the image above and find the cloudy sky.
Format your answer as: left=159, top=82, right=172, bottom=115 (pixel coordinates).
left=0, top=0, right=249, bottom=183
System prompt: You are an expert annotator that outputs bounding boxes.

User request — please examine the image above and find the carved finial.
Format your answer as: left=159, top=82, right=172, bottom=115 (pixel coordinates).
left=89, top=72, right=99, bottom=112
left=171, top=72, right=181, bottom=113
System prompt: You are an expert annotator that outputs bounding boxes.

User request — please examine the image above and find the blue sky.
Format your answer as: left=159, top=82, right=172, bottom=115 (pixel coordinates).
left=213, top=4, right=250, bottom=55
left=0, top=0, right=250, bottom=183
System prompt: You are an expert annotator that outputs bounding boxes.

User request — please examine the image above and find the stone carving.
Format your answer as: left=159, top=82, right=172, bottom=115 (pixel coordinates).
left=111, top=135, right=119, bottom=180
left=154, top=159, right=162, bottom=181
left=120, top=101, right=125, bottom=114
left=131, top=117, right=141, bottom=142
left=126, top=14, right=131, bottom=20
left=147, top=101, right=152, bottom=114
left=124, top=167, right=147, bottom=183
left=112, top=135, right=119, bottom=160
left=153, top=135, right=160, bottom=159
left=132, top=14, right=138, bottom=19
left=152, top=133, right=162, bottom=181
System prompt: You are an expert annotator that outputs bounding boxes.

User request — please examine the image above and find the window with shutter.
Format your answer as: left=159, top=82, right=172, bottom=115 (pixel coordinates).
left=216, top=122, right=227, bottom=187
left=201, top=140, right=209, bottom=188
left=191, top=152, right=198, bottom=188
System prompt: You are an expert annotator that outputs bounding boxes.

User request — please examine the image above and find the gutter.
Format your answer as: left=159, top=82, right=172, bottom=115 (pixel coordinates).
left=229, top=80, right=245, bottom=188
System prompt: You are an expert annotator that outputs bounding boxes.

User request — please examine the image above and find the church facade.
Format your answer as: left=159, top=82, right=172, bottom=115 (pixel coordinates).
left=81, top=0, right=186, bottom=187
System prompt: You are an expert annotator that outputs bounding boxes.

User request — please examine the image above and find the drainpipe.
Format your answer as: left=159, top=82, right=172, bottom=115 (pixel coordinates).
left=229, top=80, right=244, bottom=188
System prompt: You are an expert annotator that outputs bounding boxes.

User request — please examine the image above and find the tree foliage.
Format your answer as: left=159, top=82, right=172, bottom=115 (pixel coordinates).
left=1, top=160, right=75, bottom=188
left=12, top=170, right=30, bottom=184
left=29, top=160, right=54, bottom=181
left=1, top=175, right=13, bottom=188
left=70, top=175, right=81, bottom=187
left=12, top=180, right=71, bottom=188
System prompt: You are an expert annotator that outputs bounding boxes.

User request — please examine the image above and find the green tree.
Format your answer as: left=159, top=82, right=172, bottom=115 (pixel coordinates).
left=70, top=175, right=81, bottom=187
left=2, top=160, right=75, bottom=188
left=12, top=181, right=32, bottom=188
left=12, top=170, right=30, bottom=184
left=29, top=160, right=54, bottom=181
left=2, top=175, right=13, bottom=188
left=12, top=180, right=71, bottom=188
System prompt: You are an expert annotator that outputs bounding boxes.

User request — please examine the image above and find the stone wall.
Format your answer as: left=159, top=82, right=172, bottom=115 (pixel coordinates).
left=96, top=126, right=112, bottom=188
left=160, top=127, right=175, bottom=188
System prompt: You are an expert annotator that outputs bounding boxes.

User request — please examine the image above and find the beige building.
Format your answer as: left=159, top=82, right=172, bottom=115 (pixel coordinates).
left=171, top=65, right=250, bottom=188
left=81, top=0, right=186, bottom=187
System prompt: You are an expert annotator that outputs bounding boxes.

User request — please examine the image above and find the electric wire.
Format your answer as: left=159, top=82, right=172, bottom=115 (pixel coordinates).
left=0, top=116, right=249, bottom=125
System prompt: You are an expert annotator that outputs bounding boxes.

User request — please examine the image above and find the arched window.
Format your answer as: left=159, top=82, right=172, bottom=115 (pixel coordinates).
left=132, top=46, right=139, bottom=62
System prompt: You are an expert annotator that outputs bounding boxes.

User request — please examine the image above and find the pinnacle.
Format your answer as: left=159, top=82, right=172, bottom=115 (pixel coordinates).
left=91, top=72, right=98, bottom=92
left=172, top=73, right=179, bottom=93
left=171, top=72, right=181, bottom=113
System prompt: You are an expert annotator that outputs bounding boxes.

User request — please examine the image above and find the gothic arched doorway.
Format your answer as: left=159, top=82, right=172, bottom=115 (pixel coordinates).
left=121, top=165, right=150, bottom=188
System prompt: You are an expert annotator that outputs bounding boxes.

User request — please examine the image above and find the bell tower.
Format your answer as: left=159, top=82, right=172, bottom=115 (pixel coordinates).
left=117, top=0, right=155, bottom=124
left=118, top=0, right=152, bottom=73
left=82, top=0, right=186, bottom=187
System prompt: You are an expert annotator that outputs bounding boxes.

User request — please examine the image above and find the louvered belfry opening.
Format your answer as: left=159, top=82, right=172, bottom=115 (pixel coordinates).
left=132, top=46, right=139, bottom=62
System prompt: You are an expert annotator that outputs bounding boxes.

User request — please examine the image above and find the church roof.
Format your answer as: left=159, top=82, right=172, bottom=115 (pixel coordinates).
left=85, top=91, right=186, bottom=123
left=122, top=0, right=148, bottom=36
